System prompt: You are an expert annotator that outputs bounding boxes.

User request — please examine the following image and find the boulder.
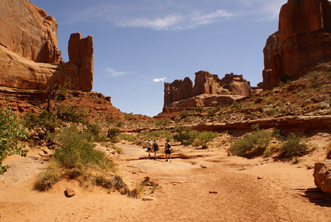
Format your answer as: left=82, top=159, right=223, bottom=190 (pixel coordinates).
left=314, top=160, right=331, bottom=195
left=64, top=188, right=76, bottom=198
left=262, top=0, right=331, bottom=90
left=0, top=0, right=62, bottom=63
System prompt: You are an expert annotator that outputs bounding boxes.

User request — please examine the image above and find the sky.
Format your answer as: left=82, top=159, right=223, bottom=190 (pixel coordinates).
left=29, top=0, right=287, bottom=117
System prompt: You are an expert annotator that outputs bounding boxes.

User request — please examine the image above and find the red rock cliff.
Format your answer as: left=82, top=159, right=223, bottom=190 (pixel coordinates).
left=0, top=0, right=62, bottom=63
left=0, top=1, right=93, bottom=92
left=262, top=0, right=331, bottom=90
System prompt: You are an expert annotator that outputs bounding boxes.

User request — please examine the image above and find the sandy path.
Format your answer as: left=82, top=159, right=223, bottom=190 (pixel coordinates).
left=0, top=143, right=330, bottom=222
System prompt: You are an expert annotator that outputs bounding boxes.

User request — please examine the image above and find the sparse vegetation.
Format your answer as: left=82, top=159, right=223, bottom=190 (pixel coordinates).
left=0, top=108, right=28, bottom=174
left=279, top=133, right=308, bottom=158
left=230, top=126, right=272, bottom=158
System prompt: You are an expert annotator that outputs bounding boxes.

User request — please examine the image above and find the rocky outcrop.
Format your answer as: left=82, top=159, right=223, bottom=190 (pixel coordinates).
left=0, top=1, right=93, bottom=92
left=68, top=33, right=94, bottom=91
left=0, top=0, right=62, bottom=63
left=164, top=71, right=251, bottom=111
left=191, top=115, right=331, bottom=135
left=262, top=0, right=331, bottom=90
left=314, top=160, right=331, bottom=195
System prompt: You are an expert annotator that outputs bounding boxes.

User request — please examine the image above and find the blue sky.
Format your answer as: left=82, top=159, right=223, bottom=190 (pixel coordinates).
left=29, top=0, right=287, bottom=117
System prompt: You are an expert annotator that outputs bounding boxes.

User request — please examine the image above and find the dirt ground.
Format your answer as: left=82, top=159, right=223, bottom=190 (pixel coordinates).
left=1, top=134, right=331, bottom=222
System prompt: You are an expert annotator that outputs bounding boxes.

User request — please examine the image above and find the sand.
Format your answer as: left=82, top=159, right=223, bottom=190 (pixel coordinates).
left=1, top=134, right=331, bottom=222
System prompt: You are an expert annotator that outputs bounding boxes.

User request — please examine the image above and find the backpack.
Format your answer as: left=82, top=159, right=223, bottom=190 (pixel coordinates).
left=153, top=142, right=158, bottom=149
left=166, top=142, right=171, bottom=150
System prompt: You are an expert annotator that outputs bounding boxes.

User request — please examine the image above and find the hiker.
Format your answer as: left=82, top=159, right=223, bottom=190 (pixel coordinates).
left=165, top=139, right=171, bottom=162
left=146, top=139, right=152, bottom=158
left=153, top=140, right=159, bottom=161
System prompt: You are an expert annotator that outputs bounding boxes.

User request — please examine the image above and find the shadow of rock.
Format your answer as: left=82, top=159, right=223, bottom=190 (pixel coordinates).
left=302, top=188, right=331, bottom=207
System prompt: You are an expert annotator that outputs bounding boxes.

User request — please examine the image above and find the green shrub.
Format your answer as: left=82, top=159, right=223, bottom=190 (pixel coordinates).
left=56, top=104, right=87, bottom=123
left=230, top=130, right=272, bottom=158
left=309, top=79, right=323, bottom=89
left=119, top=133, right=136, bottom=142
left=280, top=133, right=308, bottom=157
left=0, top=108, right=28, bottom=174
left=54, top=126, right=114, bottom=171
left=108, top=128, right=121, bottom=142
left=173, top=126, right=198, bottom=146
left=192, top=131, right=218, bottom=148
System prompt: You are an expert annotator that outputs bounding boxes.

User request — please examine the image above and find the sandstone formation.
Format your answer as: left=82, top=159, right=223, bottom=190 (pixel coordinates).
left=164, top=71, right=251, bottom=111
left=314, top=160, right=331, bottom=195
left=68, top=33, right=94, bottom=91
left=0, top=0, right=93, bottom=92
left=0, top=0, right=62, bottom=63
left=262, top=0, right=331, bottom=90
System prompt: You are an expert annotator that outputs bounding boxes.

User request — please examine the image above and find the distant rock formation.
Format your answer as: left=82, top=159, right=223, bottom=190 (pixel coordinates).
left=163, top=71, right=251, bottom=111
left=0, top=0, right=93, bottom=92
left=262, top=0, right=331, bottom=90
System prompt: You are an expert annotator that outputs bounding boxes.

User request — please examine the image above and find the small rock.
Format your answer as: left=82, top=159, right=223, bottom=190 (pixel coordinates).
left=65, top=188, right=76, bottom=198
left=306, top=165, right=314, bottom=170
left=200, top=165, right=207, bottom=169
left=257, top=177, right=264, bottom=180
left=142, top=196, right=156, bottom=201
left=209, top=191, right=218, bottom=194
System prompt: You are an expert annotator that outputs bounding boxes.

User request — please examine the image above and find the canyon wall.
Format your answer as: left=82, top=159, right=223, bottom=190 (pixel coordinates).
left=263, top=0, right=331, bottom=90
left=0, top=0, right=93, bottom=92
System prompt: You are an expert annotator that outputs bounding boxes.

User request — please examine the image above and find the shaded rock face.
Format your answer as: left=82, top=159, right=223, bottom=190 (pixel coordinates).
left=262, top=0, right=331, bottom=90
left=68, top=33, right=94, bottom=92
left=0, top=0, right=62, bottom=63
left=314, top=160, right=331, bottom=195
left=0, top=1, right=93, bottom=92
left=164, top=70, right=251, bottom=111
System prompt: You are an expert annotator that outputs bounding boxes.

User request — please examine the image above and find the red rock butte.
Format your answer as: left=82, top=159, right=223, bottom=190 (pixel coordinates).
left=163, top=70, right=251, bottom=112
left=262, top=0, right=331, bottom=90
left=0, top=0, right=93, bottom=92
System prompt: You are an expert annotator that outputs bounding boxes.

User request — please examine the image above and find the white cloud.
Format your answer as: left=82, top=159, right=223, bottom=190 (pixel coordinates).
left=65, top=0, right=286, bottom=30
left=105, top=68, right=125, bottom=77
left=153, top=77, right=167, bottom=82
left=65, top=3, right=234, bottom=30
left=117, top=15, right=183, bottom=30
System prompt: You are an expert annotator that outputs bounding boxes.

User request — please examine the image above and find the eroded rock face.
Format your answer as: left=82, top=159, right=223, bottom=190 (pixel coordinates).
left=0, top=0, right=62, bottom=63
left=262, top=0, right=331, bottom=90
left=163, top=70, right=251, bottom=111
left=0, top=1, right=93, bottom=92
left=68, top=33, right=94, bottom=92
left=314, top=160, right=331, bottom=195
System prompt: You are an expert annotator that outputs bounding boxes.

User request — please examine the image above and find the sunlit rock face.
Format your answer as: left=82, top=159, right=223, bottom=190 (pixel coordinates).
left=0, top=0, right=93, bottom=91
left=263, top=0, right=331, bottom=90
left=163, top=70, right=251, bottom=111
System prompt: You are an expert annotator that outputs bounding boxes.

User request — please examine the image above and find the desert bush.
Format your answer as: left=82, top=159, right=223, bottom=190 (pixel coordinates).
left=56, top=104, right=87, bottom=123
left=24, top=110, right=62, bottom=145
left=35, top=159, right=61, bottom=191
left=119, top=133, right=136, bottom=142
left=173, top=126, right=198, bottom=146
left=54, top=126, right=114, bottom=171
left=137, top=129, right=172, bottom=142
left=0, top=108, right=28, bottom=174
left=192, top=131, right=218, bottom=149
left=107, top=128, right=121, bottom=142
left=230, top=129, right=272, bottom=158
left=309, top=79, right=323, bottom=89
left=280, top=133, right=308, bottom=157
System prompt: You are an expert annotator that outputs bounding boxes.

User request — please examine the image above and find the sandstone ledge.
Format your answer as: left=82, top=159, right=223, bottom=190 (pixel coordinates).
left=191, top=115, right=331, bottom=135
